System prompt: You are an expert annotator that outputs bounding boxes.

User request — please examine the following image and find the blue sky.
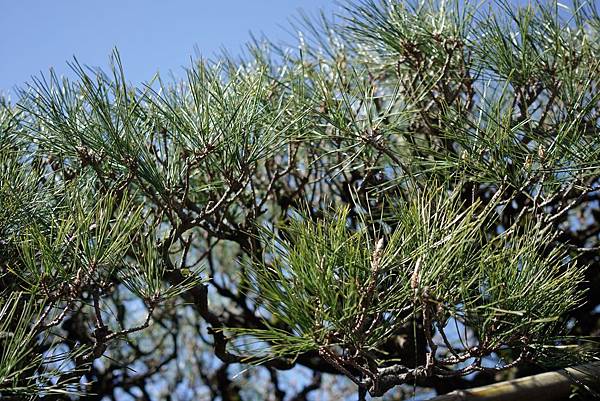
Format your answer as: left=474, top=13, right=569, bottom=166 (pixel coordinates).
left=0, top=1, right=338, bottom=95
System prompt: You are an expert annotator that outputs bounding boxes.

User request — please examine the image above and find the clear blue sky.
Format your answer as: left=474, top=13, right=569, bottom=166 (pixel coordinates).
left=0, top=1, right=338, bottom=95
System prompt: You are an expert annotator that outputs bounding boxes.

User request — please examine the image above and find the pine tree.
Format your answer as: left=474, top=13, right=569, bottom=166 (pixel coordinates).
left=1, top=0, right=599, bottom=399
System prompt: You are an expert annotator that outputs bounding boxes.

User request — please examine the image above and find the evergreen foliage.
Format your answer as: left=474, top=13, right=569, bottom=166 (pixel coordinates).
left=0, top=0, right=599, bottom=399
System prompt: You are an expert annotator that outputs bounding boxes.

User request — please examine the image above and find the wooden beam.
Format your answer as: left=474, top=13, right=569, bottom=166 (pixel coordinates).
left=428, top=362, right=600, bottom=401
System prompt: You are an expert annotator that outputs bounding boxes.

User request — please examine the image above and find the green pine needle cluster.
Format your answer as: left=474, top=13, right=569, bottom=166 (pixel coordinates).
left=229, top=188, right=585, bottom=388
